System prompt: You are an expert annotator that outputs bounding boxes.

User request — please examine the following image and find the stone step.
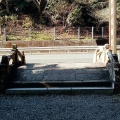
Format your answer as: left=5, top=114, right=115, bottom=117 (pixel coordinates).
left=6, top=80, right=113, bottom=90
left=12, top=67, right=110, bottom=82
left=6, top=63, right=113, bottom=94
left=6, top=87, right=114, bottom=95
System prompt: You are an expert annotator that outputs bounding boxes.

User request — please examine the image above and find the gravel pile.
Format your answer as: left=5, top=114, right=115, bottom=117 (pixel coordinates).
left=0, top=94, right=120, bottom=120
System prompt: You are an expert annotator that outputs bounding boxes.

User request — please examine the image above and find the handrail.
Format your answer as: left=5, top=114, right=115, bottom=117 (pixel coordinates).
left=0, top=46, right=99, bottom=50
left=1, top=49, right=25, bottom=66
left=1, top=45, right=120, bottom=52
left=107, top=51, right=116, bottom=82
left=107, top=51, right=117, bottom=89
left=0, top=46, right=103, bottom=55
left=0, top=45, right=25, bottom=92
left=0, top=46, right=101, bottom=55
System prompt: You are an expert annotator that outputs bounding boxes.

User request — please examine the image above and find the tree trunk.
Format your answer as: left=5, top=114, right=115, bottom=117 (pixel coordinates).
left=33, top=0, right=41, bottom=12
left=5, top=0, right=9, bottom=13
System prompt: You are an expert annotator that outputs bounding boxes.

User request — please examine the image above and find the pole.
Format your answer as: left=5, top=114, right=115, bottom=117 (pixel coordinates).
left=54, top=27, right=56, bottom=40
left=0, top=26, right=1, bottom=34
left=78, top=27, right=80, bottom=40
left=29, top=28, right=32, bottom=41
left=110, top=0, right=117, bottom=54
left=3, top=28, right=6, bottom=41
left=102, top=27, right=104, bottom=38
left=109, top=0, right=111, bottom=49
left=92, top=26, right=94, bottom=40
left=109, top=0, right=120, bottom=88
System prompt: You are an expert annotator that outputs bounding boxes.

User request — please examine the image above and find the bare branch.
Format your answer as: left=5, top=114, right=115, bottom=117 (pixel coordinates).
left=33, top=0, right=41, bottom=12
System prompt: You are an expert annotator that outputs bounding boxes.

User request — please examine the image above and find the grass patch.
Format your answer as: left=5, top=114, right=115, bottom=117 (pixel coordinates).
left=6, top=33, right=54, bottom=41
left=7, top=35, right=19, bottom=41
left=57, top=33, right=78, bottom=40
left=32, top=33, right=53, bottom=40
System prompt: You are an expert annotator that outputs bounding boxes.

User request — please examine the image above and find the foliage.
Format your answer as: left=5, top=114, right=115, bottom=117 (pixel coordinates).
left=67, top=6, right=83, bottom=26
left=45, top=0, right=72, bottom=26
left=67, top=4, right=98, bottom=26
left=0, top=0, right=120, bottom=27
left=22, top=16, right=32, bottom=28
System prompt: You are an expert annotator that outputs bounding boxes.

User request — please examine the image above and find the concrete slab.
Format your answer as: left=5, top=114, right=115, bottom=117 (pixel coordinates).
left=12, top=63, right=110, bottom=82
left=76, top=73, right=110, bottom=81
left=43, top=72, right=75, bottom=81
left=13, top=69, right=44, bottom=82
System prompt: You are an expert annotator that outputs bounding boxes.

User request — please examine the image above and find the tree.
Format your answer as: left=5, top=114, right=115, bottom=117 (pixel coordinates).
left=5, top=0, right=9, bottom=13
left=67, top=3, right=98, bottom=27
left=45, top=0, right=75, bottom=26
left=33, top=0, right=41, bottom=12
left=32, top=0, right=47, bottom=14
left=0, top=0, right=9, bottom=15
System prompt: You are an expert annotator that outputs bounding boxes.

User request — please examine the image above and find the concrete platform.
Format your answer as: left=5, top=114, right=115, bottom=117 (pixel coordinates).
left=6, top=62, right=114, bottom=94
left=11, top=63, right=110, bottom=82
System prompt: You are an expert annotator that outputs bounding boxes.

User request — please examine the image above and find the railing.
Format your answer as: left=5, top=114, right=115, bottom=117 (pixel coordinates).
left=1, top=45, right=120, bottom=54
left=0, top=44, right=25, bottom=93
left=107, top=52, right=116, bottom=82
left=0, top=46, right=100, bottom=55
left=107, top=52, right=120, bottom=89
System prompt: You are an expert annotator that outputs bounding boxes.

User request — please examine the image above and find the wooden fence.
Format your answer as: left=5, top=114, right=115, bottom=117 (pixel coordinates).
left=1, top=26, right=120, bottom=47
left=0, top=26, right=111, bottom=41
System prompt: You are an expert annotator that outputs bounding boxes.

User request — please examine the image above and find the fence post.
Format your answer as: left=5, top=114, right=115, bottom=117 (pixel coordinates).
left=102, top=27, right=104, bottom=38
left=12, top=44, right=18, bottom=65
left=54, top=27, right=56, bottom=40
left=92, top=26, right=94, bottom=40
left=0, top=26, right=1, bottom=34
left=3, top=28, right=6, bottom=41
left=78, top=27, right=80, bottom=40
left=29, top=27, right=32, bottom=41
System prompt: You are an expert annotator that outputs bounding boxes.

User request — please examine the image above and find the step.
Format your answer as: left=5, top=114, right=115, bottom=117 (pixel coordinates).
left=11, top=63, right=110, bottom=83
left=7, top=80, right=113, bottom=88
left=6, top=87, right=114, bottom=95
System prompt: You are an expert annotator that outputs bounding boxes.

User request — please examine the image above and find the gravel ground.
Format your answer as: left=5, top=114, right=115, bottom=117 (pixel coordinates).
left=0, top=94, right=120, bottom=120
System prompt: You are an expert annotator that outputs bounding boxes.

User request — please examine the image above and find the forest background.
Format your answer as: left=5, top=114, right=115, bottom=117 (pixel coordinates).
left=0, top=0, right=118, bottom=27
left=0, top=0, right=120, bottom=45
